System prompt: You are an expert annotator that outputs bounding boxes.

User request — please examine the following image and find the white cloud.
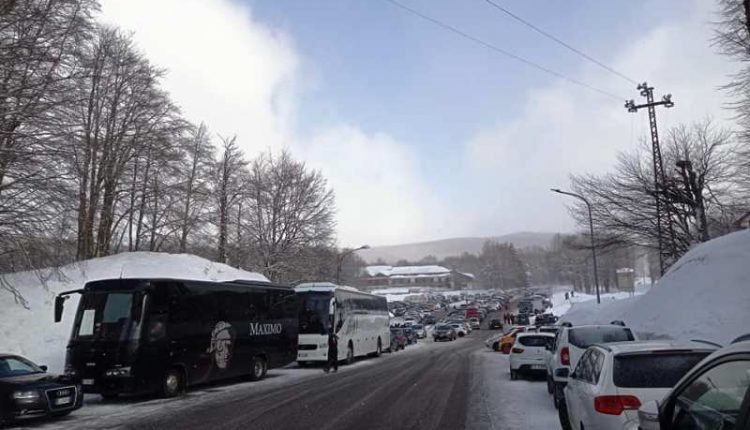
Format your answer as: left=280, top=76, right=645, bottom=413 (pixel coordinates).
left=98, top=0, right=737, bottom=246
left=99, top=0, right=298, bottom=156
left=463, top=0, right=737, bottom=234
left=299, top=125, right=448, bottom=246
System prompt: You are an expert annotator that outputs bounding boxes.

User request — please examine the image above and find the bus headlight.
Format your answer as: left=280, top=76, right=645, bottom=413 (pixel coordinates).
left=105, top=367, right=131, bottom=377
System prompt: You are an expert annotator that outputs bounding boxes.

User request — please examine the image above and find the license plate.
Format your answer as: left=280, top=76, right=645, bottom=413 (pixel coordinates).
left=298, top=353, right=308, bottom=358
left=82, top=378, right=94, bottom=385
left=531, top=364, right=545, bottom=370
left=54, top=396, right=72, bottom=406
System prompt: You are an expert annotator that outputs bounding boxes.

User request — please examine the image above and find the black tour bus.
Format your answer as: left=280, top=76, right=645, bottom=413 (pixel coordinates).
left=54, top=278, right=298, bottom=398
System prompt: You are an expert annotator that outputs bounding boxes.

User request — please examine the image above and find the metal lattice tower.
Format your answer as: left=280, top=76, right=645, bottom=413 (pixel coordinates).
left=625, top=82, right=676, bottom=275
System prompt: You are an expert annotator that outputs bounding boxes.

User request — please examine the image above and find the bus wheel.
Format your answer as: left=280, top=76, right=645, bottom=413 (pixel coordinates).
left=346, top=343, right=355, bottom=365
left=161, top=368, right=183, bottom=398
left=375, top=339, right=382, bottom=357
left=250, top=356, right=267, bottom=381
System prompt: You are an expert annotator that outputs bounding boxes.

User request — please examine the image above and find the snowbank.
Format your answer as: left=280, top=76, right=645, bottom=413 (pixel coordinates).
left=0, top=252, right=268, bottom=372
left=560, top=230, right=750, bottom=345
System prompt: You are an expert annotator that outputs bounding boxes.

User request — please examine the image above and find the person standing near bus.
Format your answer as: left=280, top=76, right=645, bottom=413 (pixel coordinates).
left=324, top=331, right=339, bottom=373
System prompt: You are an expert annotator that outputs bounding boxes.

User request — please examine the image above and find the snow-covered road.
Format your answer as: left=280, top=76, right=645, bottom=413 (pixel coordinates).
left=468, top=348, right=559, bottom=429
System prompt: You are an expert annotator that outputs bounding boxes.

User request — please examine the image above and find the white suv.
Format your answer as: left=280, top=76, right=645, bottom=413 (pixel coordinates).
left=510, top=332, right=555, bottom=380
left=562, top=340, right=718, bottom=430
left=547, top=323, right=637, bottom=410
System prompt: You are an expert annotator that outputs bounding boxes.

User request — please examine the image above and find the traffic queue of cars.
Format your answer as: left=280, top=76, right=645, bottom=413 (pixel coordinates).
left=490, top=317, right=750, bottom=430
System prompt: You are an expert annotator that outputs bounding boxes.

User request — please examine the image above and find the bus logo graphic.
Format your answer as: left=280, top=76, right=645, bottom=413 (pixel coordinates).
left=209, top=321, right=234, bottom=369
left=249, top=322, right=283, bottom=336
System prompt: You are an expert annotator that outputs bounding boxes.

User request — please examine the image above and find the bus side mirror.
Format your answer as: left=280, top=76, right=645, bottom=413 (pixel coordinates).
left=54, top=296, right=66, bottom=323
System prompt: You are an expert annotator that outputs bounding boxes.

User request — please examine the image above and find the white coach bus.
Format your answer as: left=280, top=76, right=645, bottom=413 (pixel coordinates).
left=295, top=282, right=390, bottom=365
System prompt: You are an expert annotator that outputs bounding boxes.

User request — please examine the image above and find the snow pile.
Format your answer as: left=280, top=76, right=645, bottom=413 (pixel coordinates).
left=560, top=230, right=750, bottom=345
left=0, top=252, right=268, bottom=372
left=549, top=286, right=649, bottom=317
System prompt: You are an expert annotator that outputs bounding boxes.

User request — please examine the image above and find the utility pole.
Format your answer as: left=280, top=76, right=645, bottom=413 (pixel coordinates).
left=625, top=82, right=675, bottom=276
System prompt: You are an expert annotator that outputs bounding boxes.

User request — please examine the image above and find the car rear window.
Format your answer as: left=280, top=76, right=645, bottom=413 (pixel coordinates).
left=613, top=352, right=710, bottom=388
left=568, top=326, right=634, bottom=348
left=518, top=336, right=551, bottom=347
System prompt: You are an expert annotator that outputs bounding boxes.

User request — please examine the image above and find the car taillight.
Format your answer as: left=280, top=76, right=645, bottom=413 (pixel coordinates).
left=560, top=346, right=570, bottom=365
left=594, top=395, right=641, bottom=415
left=512, top=347, right=524, bottom=354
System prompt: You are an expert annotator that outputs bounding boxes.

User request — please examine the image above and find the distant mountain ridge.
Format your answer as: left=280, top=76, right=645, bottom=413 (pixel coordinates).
left=358, top=232, right=557, bottom=264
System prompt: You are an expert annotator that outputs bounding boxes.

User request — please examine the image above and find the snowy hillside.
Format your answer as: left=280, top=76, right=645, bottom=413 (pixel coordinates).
left=560, top=230, right=750, bottom=345
left=0, top=252, right=268, bottom=372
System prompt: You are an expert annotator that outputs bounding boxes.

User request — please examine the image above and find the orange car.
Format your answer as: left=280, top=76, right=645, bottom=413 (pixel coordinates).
left=498, top=326, right=527, bottom=354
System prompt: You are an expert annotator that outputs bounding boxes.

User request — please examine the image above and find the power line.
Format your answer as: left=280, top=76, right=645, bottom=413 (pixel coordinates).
left=483, top=0, right=638, bottom=85
left=382, top=0, right=625, bottom=101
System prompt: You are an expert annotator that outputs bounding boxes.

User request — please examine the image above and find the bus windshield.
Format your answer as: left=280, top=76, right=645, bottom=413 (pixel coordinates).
left=298, top=293, right=331, bottom=335
left=73, top=291, right=143, bottom=342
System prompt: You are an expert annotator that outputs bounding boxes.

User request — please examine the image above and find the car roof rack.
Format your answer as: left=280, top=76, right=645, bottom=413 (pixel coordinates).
left=559, top=321, right=573, bottom=328
left=690, top=339, right=723, bottom=348
left=731, top=333, right=750, bottom=344
left=610, top=320, right=626, bottom=326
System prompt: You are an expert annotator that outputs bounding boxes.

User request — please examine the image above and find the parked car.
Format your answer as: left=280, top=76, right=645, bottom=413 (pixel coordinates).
left=485, top=333, right=505, bottom=351
left=489, top=319, right=504, bottom=330
left=412, top=324, right=427, bottom=339
left=516, top=312, right=530, bottom=325
left=536, top=326, right=560, bottom=336
left=389, top=328, right=407, bottom=351
left=449, top=323, right=468, bottom=337
left=510, top=333, right=556, bottom=380
left=0, top=354, right=83, bottom=425
left=433, top=324, right=457, bottom=342
left=403, top=327, right=418, bottom=345
left=535, top=313, right=558, bottom=326
left=547, top=323, right=637, bottom=410
left=468, top=317, right=481, bottom=330
left=638, top=337, right=750, bottom=430
left=562, top=340, right=718, bottom=430
left=422, top=315, right=437, bottom=325
left=498, top=326, right=528, bottom=354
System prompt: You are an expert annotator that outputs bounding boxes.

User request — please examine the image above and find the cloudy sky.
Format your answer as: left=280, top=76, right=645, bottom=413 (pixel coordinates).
left=99, top=0, right=737, bottom=247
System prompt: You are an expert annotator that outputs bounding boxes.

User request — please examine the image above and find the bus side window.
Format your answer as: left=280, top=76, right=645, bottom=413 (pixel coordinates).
left=268, top=291, right=284, bottom=320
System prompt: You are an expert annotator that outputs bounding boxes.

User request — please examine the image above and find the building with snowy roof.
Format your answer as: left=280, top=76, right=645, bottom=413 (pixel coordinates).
left=357, top=265, right=474, bottom=290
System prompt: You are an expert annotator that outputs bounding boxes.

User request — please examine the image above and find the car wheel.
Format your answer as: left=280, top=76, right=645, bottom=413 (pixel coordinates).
left=547, top=375, right=554, bottom=394
left=557, top=398, right=572, bottom=430
left=161, top=368, right=184, bottom=398
left=250, top=355, right=267, bottom=381
left=492, top=342, right=500, bottom=351
left=553, top=384, right=564, bottom=410
left=375, top=339, right=382, bottom=357
left=346, top=343, right=355, bottom=364
left=510, top=369, right=518, bottom=380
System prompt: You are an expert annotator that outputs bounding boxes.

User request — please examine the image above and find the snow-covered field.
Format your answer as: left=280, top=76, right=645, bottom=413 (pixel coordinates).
left=559, top=229, right=750, bottom=345
left=0, top=252, right=268, bottom=372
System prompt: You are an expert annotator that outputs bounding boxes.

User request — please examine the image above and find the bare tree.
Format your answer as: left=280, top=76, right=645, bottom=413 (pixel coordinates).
left=213, top=136, right=246, bottom=264
left=0, top=0, right=95, bottom=273
left=177, top=122, right=214, bottom=252
left=714, top=0, right=750, bottom=199
left=570, top=121, right=737, bottom=261
left=241, top=150, right=335, bottom=281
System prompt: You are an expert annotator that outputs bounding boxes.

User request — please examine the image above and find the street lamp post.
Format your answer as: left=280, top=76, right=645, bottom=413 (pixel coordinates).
left=336, top=245, right=370, bottom=285
left=551, top=188, right=601, bottom=304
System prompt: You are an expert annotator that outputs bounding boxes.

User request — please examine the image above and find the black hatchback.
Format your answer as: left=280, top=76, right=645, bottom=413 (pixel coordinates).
left=0, top=354, right=83, bottom=425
